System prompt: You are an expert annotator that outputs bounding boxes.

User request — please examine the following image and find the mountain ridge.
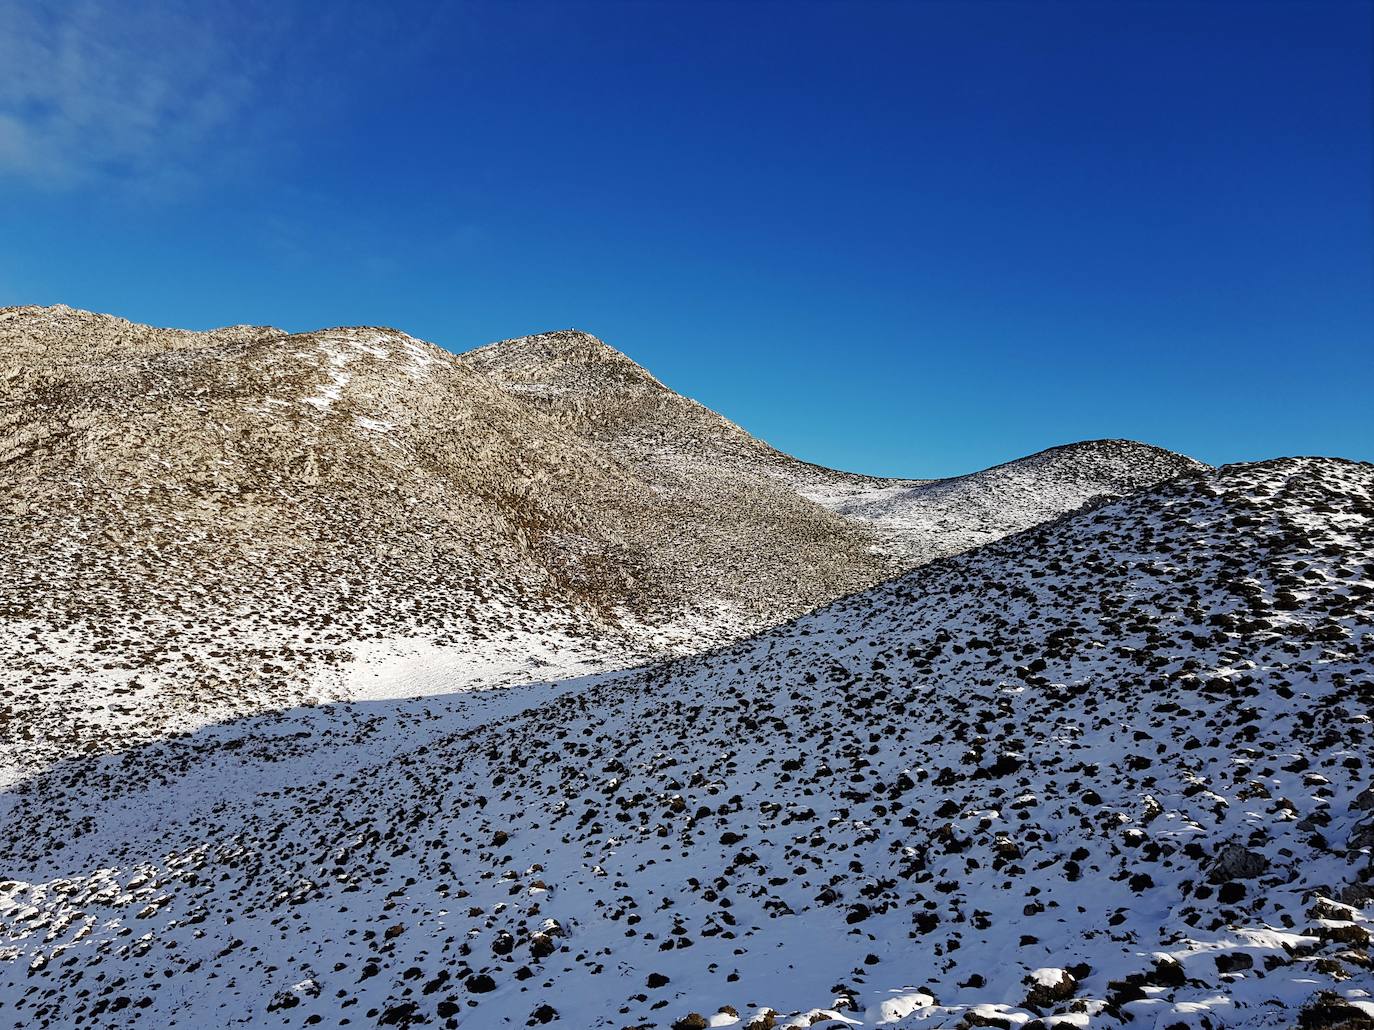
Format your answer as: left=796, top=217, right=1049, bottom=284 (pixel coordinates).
left=0, top=305, right=1206, bottom=784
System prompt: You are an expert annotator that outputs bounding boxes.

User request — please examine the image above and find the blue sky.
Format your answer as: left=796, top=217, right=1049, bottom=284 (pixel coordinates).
left=2, top=0, right=1370, bottom=477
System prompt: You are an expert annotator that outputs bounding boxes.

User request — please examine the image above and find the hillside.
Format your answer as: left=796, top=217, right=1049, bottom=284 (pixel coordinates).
left=460, top=331, right=1205, bottom=565
left=3, top=457, right=1370, bottom=1028
left=0, top=308, right=1200, bottom=782
left=803, top=439, right=1210, bottom=563
left=0, top=307, right=885, bottom=779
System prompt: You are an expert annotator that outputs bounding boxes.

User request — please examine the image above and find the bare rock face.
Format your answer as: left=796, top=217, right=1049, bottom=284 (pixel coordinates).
left=1298, top=991, right=1374, bottom=1030
left=1349, top=816, right=1374, bottom=852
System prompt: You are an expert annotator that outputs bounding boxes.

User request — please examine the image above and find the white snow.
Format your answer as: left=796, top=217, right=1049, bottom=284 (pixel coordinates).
left=3, top=458, right=1370, bottom=1028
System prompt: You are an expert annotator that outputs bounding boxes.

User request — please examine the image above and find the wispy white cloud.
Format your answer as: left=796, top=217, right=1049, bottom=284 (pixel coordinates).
left=0, top=0, right=291, bottom=191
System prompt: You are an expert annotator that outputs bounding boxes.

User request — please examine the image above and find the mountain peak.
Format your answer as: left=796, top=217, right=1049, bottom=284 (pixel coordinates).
left=465, top=327, right=620, bottom=361
left=461, top=328, right=663, bottom=391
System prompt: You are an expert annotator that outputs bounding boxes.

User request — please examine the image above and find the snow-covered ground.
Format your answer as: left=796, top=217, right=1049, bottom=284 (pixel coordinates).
left=799, top=440, right=1207, bottom=564
left=3, top=457, right=1371, bottom=1029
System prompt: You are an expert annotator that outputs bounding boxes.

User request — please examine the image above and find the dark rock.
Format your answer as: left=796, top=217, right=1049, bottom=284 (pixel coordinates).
left=1215, top=951, right=1254, bottom=973
left=1023, top=968, right=1077, bottom=1011
left=1209, top=842, right=1269, bottom=882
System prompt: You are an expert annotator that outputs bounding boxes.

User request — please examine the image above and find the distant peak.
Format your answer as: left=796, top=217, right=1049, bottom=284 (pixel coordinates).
left=466, top=328, right=621, bottom=361
left=459, top=328, right=670, bottom=392
left=1031, top=438, right=1209, bottom=466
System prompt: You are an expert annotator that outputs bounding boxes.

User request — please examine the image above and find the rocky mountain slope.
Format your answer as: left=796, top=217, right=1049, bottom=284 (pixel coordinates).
left=802, top=439, right=1210, bottom=563
left=461, top=332, right=1204, bottom=571
left=3, top=457, right=1371, bottom=1029
left=0, top=308, right=1199, bottom=782
left=0, top=307, right=880, bottom=780
left=460, top=328, right=835, bottom=487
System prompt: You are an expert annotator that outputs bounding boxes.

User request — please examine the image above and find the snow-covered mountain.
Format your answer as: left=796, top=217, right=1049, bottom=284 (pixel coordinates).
left=3, top=457, right=1371, bottom=1029
left=6, top=307, right=1366, bottom=1029
left=802, top=439, right=1210, bottom=563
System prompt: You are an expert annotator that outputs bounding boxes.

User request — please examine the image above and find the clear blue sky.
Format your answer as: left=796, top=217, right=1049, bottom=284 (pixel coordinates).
left=2, top=1, right=1370, bottom=477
